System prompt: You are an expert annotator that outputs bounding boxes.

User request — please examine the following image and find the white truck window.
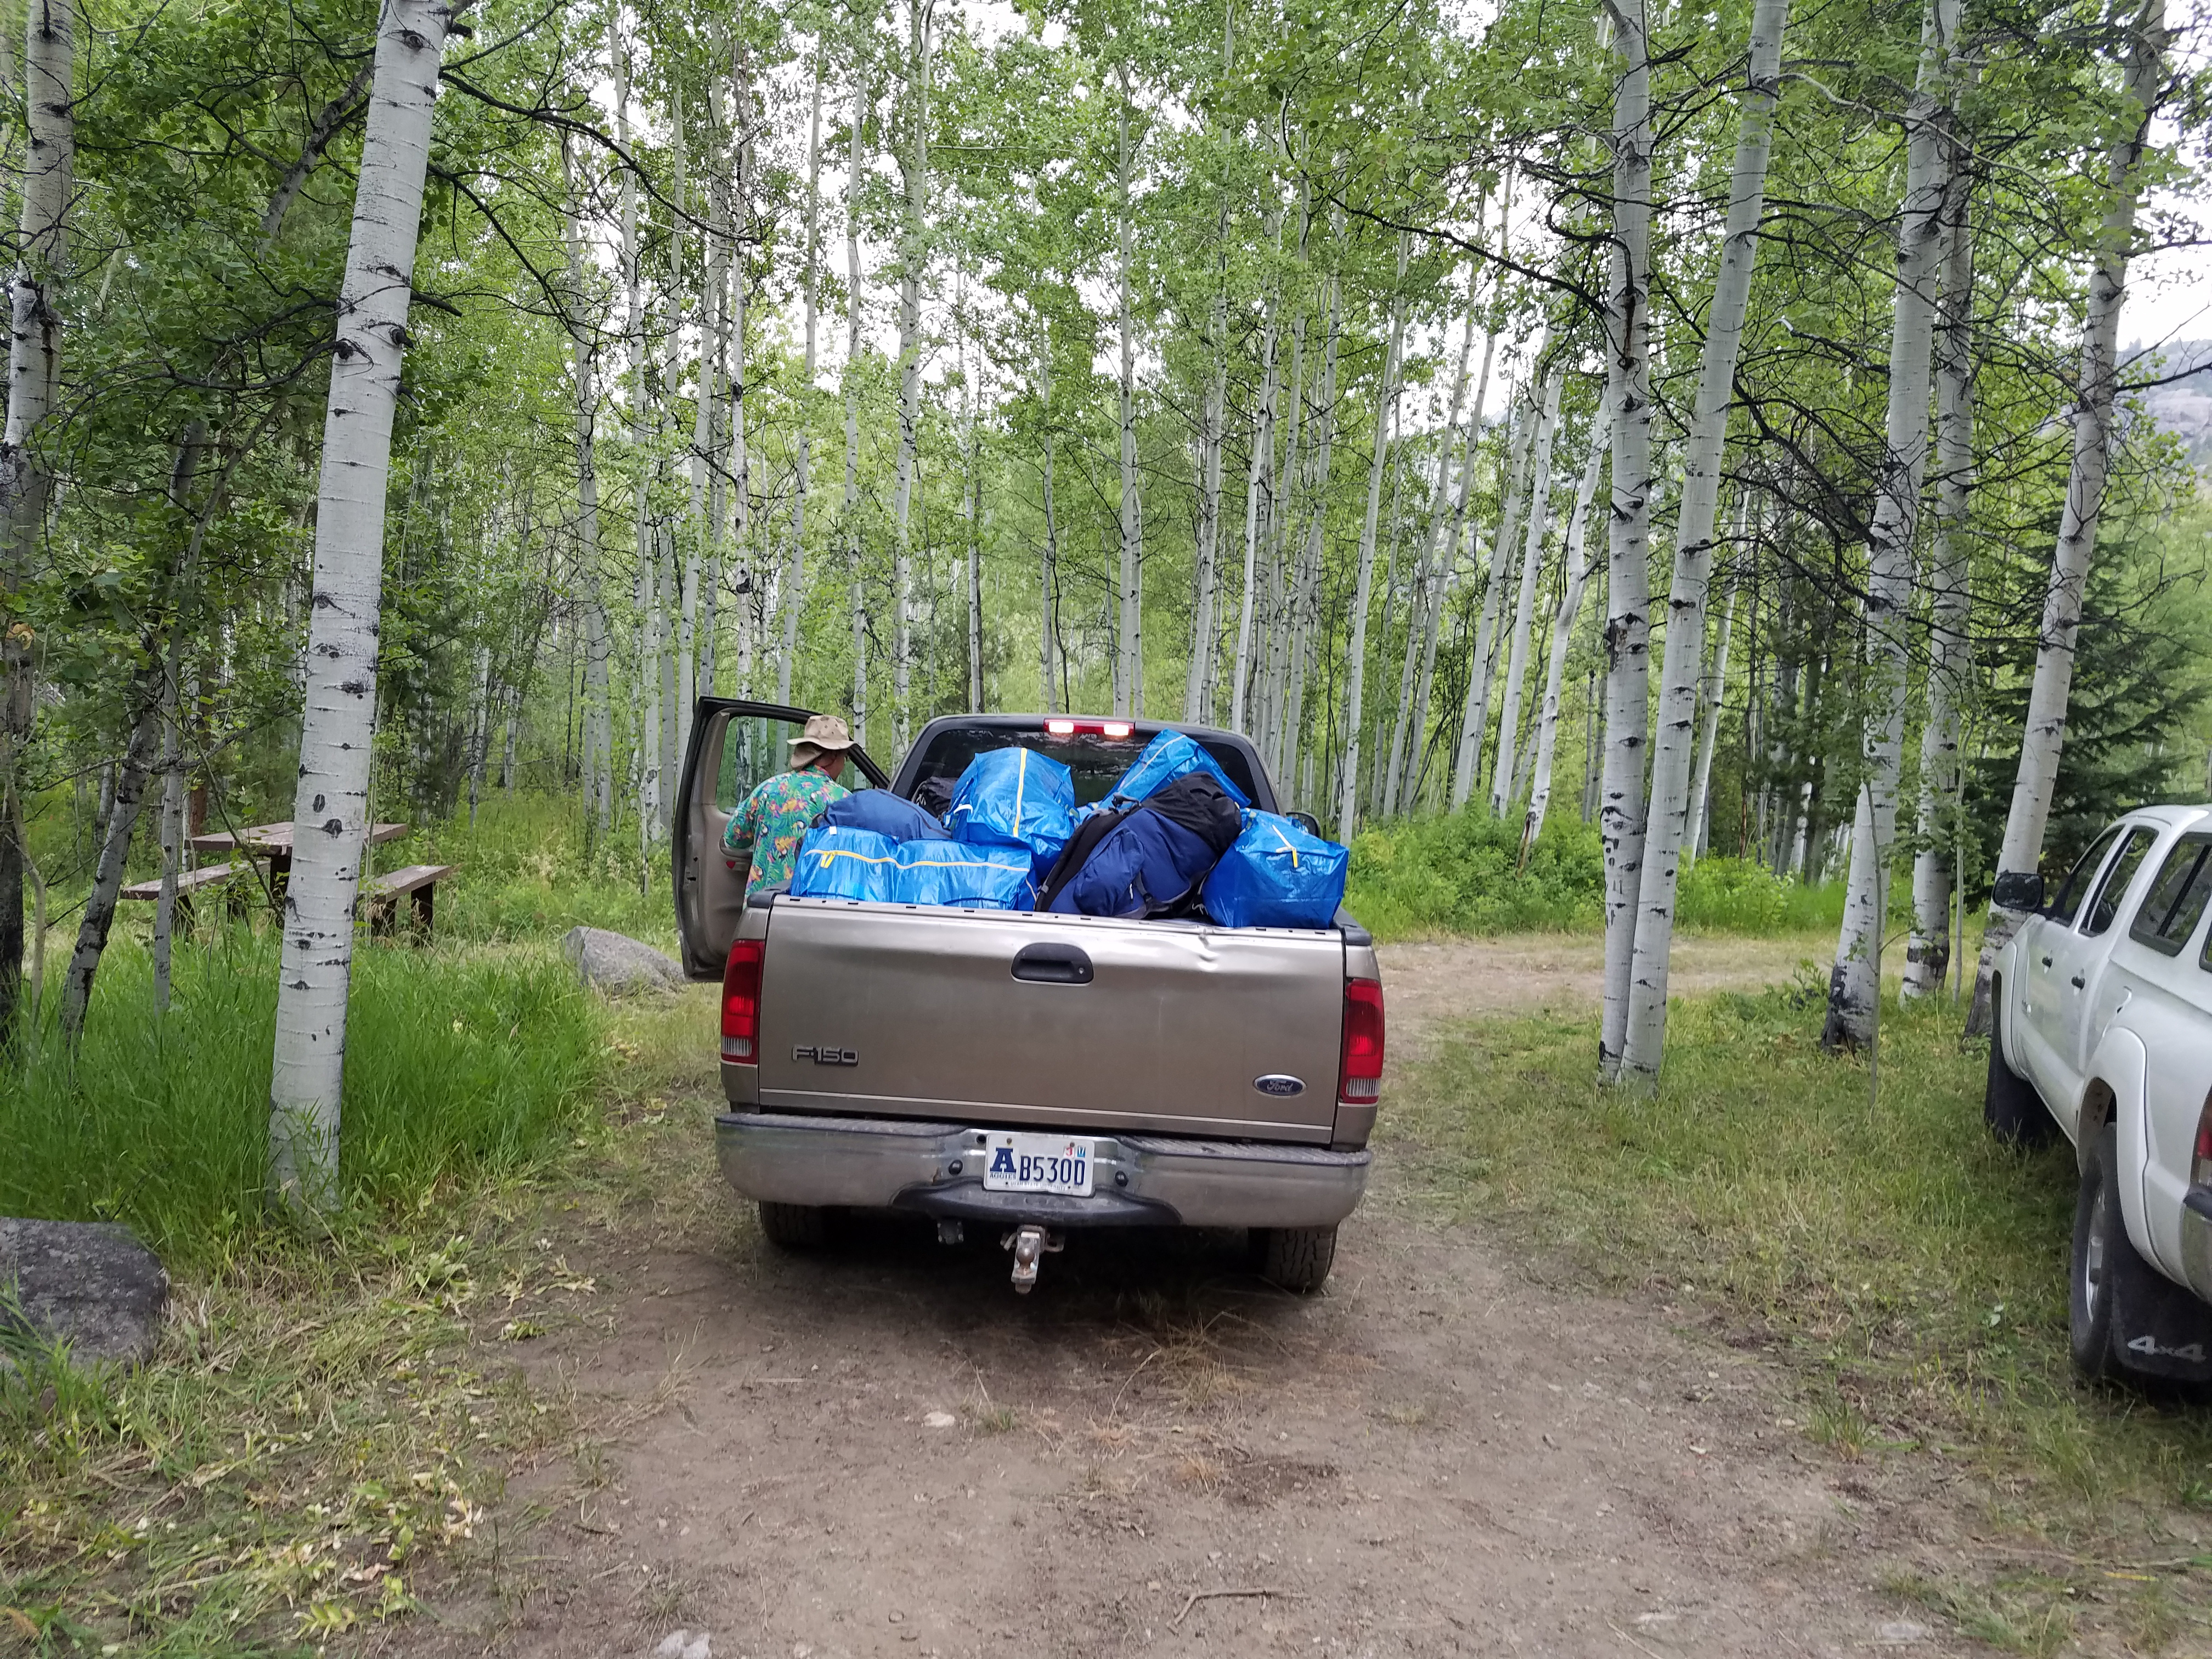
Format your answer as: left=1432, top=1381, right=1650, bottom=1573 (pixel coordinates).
left=2083, top=827, right=2158, bottom=938
left=2048, top=824, right=2126, bottom=927
left=2130, top=836, right=2212, bottom=957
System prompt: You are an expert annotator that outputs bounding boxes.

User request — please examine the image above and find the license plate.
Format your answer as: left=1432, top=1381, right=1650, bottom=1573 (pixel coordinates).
left=981, top=1132, right=1095, bottom=1197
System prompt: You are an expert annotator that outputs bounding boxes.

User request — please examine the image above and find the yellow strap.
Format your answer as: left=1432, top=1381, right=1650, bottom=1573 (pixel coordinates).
left=1266, top=822, right=1301, bottom=869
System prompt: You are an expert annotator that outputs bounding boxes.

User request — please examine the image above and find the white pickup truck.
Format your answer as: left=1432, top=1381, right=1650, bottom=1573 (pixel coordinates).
left=1985, top=803, right=2212, bottom=1385
left=669, top=699, right=1384, bottom=1295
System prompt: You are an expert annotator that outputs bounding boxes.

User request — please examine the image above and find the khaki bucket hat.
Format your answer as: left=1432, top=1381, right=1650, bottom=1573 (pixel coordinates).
left=789, top=713, right=856, bottom=766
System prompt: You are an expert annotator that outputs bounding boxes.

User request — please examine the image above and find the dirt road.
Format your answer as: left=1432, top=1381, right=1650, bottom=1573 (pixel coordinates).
left=432, top=935, right=1960, bottom=1659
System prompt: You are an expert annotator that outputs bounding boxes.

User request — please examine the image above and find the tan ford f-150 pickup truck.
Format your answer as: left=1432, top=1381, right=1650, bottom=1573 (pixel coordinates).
left=672, top=699, right=1385, bottom=1294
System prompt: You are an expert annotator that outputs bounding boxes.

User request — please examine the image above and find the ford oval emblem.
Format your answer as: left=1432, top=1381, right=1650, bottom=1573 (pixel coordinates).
left=1253, top=1074, right=1306, bottom=1098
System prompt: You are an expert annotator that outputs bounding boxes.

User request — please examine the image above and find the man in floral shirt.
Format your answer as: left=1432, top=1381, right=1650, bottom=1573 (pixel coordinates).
left=723, top=714, right=855, bottom=896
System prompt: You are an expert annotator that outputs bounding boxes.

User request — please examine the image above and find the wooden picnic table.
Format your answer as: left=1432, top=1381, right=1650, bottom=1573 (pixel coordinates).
left=187, top=821, right=410, bottom=898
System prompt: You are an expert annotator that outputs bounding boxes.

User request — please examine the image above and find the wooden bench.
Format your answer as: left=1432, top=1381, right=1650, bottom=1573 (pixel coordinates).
left=118, top=862, right=262, bottom=932
left=365, top=864, right=456, bottom=941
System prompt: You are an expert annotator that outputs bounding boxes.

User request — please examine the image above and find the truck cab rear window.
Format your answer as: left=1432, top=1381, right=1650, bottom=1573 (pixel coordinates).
left=904, top=723, right=1260, bottom=808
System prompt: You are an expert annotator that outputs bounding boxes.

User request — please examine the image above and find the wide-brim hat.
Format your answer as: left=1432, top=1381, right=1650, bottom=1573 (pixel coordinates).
left=788, top=713, right=856, bottom=754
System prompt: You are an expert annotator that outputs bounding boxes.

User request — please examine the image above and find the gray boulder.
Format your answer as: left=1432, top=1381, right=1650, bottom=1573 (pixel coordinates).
left=1, top=1218, right=169, bottom=1365
left=563, top=926, right=685, bottom=996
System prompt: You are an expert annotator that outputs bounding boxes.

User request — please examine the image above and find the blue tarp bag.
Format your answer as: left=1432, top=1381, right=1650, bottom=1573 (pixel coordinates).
left=788, top=825, right=901, bottom=901
left=1201, top=810, right=1348, bottom=929
left=946, top=746, right=1074, bottom=878
left=819, top=788, right=950, bottom=841
left=891, top=840, right=1037, bottom=910
left=1101, top=731, right=1250, bottom=808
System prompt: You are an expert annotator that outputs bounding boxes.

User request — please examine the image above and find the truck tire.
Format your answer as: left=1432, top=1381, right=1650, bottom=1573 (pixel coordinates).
left=2070, top=1119, right=2212, bottom=1387
left=758, top=1202, right=831, bottom=1250
left=1254, top=1226, right=1338, bottom=1294
left=1985, top=989, right=2059, bottom=1149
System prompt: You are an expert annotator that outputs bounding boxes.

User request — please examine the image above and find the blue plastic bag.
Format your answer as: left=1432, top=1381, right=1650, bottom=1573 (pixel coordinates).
left=1102, top=731, right=1250, bottom=809
left=1200, top=810, right=1348, bottom=929
left=819, top=788, right=949, bottom=841
left=788, top=826, right=901, bottom=901
left=946, top=746, right=1074, bottom=878
left=891, top=840, right=1037, bottom=910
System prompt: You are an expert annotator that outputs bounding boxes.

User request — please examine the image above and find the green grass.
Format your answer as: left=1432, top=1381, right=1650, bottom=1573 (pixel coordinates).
left=1395, top=983, right=2212, bottom=1648
left=1343, top=809, right=1846, bottom=941
left=2, top=933, right=606, bottom=1265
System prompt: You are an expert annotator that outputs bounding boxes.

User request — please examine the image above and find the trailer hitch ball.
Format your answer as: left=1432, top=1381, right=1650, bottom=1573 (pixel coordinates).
left=1001, top=1225, right=1063, bottom=1293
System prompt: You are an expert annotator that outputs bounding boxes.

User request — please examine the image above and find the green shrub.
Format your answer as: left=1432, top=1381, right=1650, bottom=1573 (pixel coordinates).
left=0, top=935, right=605, bottom=1262
left=398, top=794, right=678, bottom=949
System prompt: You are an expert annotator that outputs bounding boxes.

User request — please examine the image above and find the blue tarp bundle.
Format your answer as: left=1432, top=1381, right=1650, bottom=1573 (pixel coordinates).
left=819, top=788, right=949, bottom=841
left=890, top=841, right=1037, bottom=910
left=1101, top=731, right=1250, bottom=809
left=1200, top=810, right=1348, bottom=929
left=946, top=746, right=1074, bottom=879
left=788, top=825, right=902, bottom=901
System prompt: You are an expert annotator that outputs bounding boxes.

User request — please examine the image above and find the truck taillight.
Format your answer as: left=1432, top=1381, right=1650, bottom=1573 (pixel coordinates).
left=1340, top=978, right=1385, bottom=1104
left=722, top=937, right=765, bottom=1063
left=2194, top=1091, right=2212, bottom=1186
left=1044, top=717, right=1135, bottom=739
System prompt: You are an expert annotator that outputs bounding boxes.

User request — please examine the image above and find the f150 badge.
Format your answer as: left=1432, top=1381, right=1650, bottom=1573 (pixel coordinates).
left=793, top=1045, right=860, bottom=1065
left=1252, top=1075, right=1305, bottom=1097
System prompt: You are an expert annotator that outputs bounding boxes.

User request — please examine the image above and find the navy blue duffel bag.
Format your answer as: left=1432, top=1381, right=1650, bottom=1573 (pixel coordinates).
left=1039, top=773, right=1244, bottom=919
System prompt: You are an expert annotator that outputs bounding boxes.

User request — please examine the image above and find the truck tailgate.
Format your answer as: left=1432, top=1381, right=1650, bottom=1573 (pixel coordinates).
left=755, top=899, right=1346, bottom=1143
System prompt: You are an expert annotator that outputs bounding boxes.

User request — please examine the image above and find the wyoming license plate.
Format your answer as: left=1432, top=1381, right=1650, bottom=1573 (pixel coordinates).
left=980, top=1132, right=1095, bottom=1197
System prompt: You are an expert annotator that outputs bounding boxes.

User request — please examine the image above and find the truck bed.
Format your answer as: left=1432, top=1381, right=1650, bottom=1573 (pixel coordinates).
left=729, top=895, right=1353, bottom=1145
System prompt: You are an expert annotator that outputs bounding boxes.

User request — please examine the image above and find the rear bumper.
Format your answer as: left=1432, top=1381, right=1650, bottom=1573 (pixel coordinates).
left=714, top=1111, right=1371, bottom=1231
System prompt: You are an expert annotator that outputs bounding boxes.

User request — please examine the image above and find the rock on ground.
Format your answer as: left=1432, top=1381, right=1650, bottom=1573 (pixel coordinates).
left=0, top=1218, right=169, bottom=1365
left=562, top=927, right=685, bottom=997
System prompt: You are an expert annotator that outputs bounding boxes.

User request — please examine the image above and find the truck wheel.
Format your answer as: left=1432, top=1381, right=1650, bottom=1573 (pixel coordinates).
left=1254, top=1226, right=1338, bottom=1294
left=1985, top=990, right=2059, bottom=1149
left=2071, top=1120, right=2212, bottom=1387
left=758, top=1202, right=831, bottom=1250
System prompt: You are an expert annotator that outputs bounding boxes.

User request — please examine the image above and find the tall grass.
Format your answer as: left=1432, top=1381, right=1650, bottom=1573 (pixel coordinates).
left=1343, top=808, right=1846, bottom=940
left=1, top=933, right=604, bottom=1262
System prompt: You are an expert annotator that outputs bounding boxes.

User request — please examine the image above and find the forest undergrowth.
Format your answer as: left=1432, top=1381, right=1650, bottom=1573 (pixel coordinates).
left=1391, top=981, right=2212, bottom=1654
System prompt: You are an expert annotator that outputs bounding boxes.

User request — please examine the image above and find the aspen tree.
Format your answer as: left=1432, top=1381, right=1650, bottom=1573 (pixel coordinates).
left=1452, top=380, right=1534, bottom=808
left=781, top=60, right=825, bottom=704
left=0, top=0, right=71, bottom=1046
left=1598, top=0, right=1655, bottom=1080
left=1520, top=407, right=1610, bottom=851
left=1335, top=232, right=1409, bottom=843
left=1968, top=0, right=2166, bottom=1036
left=891, top=2, right=932, bottom=747
left=1684, top=572, right=1740, bottom=863
left=268, top=0, right=464, bottom=1209
left=1114, top=61, right=1142, bottom=719
left=1823, top=0, right=1959, bottom=1053
left=1621, top=0, right=1786, bottom=1081
left=1490, top=369, right=1564, bottom=814
left=1229, top=221, right=1283, bottom=734
left=842, top=69, right=869, bottom=743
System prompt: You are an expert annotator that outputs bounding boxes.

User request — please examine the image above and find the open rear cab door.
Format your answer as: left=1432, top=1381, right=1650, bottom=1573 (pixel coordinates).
left=672, top=697, right=889, bottom=980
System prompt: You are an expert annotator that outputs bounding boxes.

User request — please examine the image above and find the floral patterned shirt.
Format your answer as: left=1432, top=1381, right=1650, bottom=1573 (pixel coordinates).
left=724, top=767, right=851, bottom=895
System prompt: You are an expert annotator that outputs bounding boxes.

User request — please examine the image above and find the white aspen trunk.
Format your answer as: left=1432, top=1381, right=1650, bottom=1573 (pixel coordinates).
left=1906, top=189, right=1975, bottom=997
left=1038, top=330, right=1059, bottom=714
left=1520, top=407, right=1610, bottom=851
left=564, top=204, right=611, bottom=842
left=1229, top=269, right=1282, bottom=734
left=1598, top=0, right=1656, bottom=1080
left=268, top=0, right=455, bottom=1207
left=1184, top=20, right=1235, bottom=723
left=965, top=321, right=983, bottom=712
left=1685, top=573, right=1739, bottom=862
left=151, top=426, right=206, bottom=1014
left=1489, top=369, right=1564, bottom=814
left=1384, top=285, right=1481, bottom=816
left=1282, top=269, right=1339, bottom=777
left=0, top=0, right=71, bottom=1045
left=1263, top=251, right=1308, bottom=748
left=1334, top=235, right=1409, bottom=843
left=1114, top=70, right=1141, bottom=719
left=1967, top=0, right=2163, bottom=1036
left=781, top=62, right=825, bottom=706
left=1451, top=382, right=1534, bottom=808
left=1620, top=0, right=1786, bottom=1082
left=467, top=640, right=492, bottom=824
left=721, top=70, right=752, bottom=698
left=843, top=73, right=868, bottom=743
left=677, top=64, right=715, bottom=751
left=890, top=7, right=931, bottom=748
left=1824, top=0, right=1960, bottom=1052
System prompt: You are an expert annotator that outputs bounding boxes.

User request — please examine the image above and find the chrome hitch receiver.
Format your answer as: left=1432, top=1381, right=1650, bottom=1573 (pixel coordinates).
left=1002, top=1224, right=1063, bottom=1293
